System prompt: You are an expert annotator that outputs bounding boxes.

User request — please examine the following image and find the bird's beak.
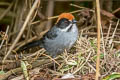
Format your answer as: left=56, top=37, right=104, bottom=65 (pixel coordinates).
left=72, top=19, right=77, bottom=24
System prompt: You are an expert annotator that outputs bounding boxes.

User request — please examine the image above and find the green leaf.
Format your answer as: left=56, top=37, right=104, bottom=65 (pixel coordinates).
left=90, top=40, right=97, bottom=51
left=66, top=60, right=77, bottom=66
left=103, top=72, right=120, bottom=80
left=0, top=71, right=5, bottom=74
left=21, top=61, right=29, bottom=80
left=60, top=65, right=73, bottom=73
left=92, top=53, right=104, bottom=60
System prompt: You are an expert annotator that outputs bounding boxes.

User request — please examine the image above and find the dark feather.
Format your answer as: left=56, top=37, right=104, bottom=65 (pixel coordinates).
left=18, top=40, right=43, bottom=52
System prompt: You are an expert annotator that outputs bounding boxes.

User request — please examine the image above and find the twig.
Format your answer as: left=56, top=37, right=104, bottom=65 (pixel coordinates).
left=0, top=60, right=16, bottom=63
left=48, top=69, right=63, bottom=76
left=70, top=3, right=87, bottom=9
left=70, top=3, right=94, bottom=12
left=82, top=32, right=120, bottom=35
left=105, top=22, right=112, bottom=47
left=0, top=2, right=14, bottom=21
left=113, top=41, right=120, bottom=43
left=0, top=2, right=10, bottom=6
left=42, top=54, right=60, bottom=66
left=73, top=51, right=92, bottom=74
left=0, top=67, right=22, bottom=80
left=95, top=0, right=101, bottom=80
left=100, top=26, right=106, bottom=59
left=2, top=0, right=40, bottom=64
left=0, top=26, right=9, bottom=49
left=25, top=49, right=45, bottom=59
left=80, top=26, right=96, bottom=31
left=29, top=49, right=46, bottom=64
left=109, top=19, right=119, bottom=48
left=87, top=62, right=96, bottom=72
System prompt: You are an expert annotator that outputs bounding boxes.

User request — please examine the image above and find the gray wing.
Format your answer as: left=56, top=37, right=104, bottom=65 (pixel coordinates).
left=42, top=26, right=58, bottom=40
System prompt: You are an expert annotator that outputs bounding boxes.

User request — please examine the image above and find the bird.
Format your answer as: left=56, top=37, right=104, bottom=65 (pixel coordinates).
left=19, top=13, right=78, bottom=57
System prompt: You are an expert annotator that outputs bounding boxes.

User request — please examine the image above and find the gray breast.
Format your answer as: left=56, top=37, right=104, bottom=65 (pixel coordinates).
left=43, top=25, right=78, bottom=57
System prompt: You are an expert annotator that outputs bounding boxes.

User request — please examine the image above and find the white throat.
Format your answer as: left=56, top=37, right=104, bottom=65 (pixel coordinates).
left=60, top=24, right=77, bottom=33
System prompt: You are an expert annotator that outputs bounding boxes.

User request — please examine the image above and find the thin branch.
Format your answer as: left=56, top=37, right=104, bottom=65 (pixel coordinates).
left=105, top=22, right=112, bottom=47
left=70, top=3, right=88, bottom=9
left=0, top=2, right=14, bottom=21
left=95, top=0, right=101, bottom=80
left=109, top=19, right=119, bottom=48
left=0, top=26, right=9, bottom=49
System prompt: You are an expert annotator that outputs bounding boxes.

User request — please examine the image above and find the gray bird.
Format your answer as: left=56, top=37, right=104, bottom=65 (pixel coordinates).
left=19, top=13, right=78, bottom=57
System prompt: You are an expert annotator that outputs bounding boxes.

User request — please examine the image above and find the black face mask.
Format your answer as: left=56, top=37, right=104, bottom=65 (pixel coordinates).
left=56, top=18, right=70, bottom=29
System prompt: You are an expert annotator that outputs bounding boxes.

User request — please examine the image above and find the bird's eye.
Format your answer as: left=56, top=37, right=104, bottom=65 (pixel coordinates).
left=64, top=21, right=68, bottom=23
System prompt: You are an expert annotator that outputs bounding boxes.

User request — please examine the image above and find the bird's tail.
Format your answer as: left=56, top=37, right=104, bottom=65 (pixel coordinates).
left=18, top=40, right=43, bottom=52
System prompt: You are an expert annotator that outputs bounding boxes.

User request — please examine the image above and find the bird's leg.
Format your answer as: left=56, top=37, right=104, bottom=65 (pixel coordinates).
left=52, top=55, right=57, bottom=71
left=53, top=61, right=56, bottom=71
